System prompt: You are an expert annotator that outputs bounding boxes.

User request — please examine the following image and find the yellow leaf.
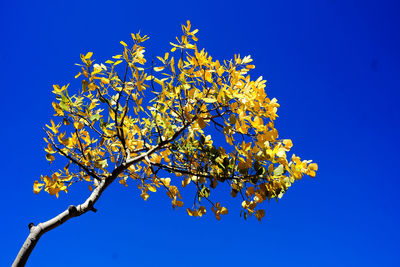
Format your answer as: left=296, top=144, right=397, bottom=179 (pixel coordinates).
left=154, top=66, right=165, bottom=72
left=33, top=181, right=44, bottom=194
left=95, top=159, right=108, bottom=169
left=186, top=20, right=191, bottom=31
left=182, top=177, right=191, bottom=187
left=178, top=58, right=183, bottom=69
left=220, top=207, right=228, bottom=215
left=148, top=185, right=157, bottom=192
left=308, top=163, right=318, bottom=171
left=120, top=41, right=128, bottom=46
left=52, top=84, right=65, bottom=94
left=198, top=206, right=206, bottom=216
left=157, top=56, right=164, bottom=63
left=170, top=42, right=180, bottom=48
left=160, top=178, right=171, bottom=187
left=59, top=185, right=67, bottom=191
left=46, top=120, right=59, bottom=134
left=83, top=175, right=91, bottom=182
left=73, top=121, right=84, bottom=129
left=141, top=192, right=149, bottom=201
left=84, top=52, right=93, bottom=59
left=52, top=102, right=64, bottom=116
left=101, top=77, right=110, bottom=84
left=225, top=134, right=234, bottom=145
left=119, top=178, right=128, bottom=187
left=46, top=154, right=55, bottom=163
left=44, top=143, right=55, bottom=154
left=283, top=139, right=293, bottom=149
left=203, top=98, right=217, bottom=103
left=152, top=154, right=162, bottom=164
left=253, top=116, right=263, bottom=127
left=186, top=208, right=194, bottom=216
left=170, top=57, right=175, bottom=74
left=154, top=78, right=164, bottom=86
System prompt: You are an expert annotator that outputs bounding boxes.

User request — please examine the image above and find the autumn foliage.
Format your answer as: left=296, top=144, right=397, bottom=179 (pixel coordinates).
left=34, top=21, right=318, bottom=222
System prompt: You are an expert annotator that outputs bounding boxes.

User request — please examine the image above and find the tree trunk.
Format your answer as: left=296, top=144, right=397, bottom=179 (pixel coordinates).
left=12, top=179, right=107, bottom=267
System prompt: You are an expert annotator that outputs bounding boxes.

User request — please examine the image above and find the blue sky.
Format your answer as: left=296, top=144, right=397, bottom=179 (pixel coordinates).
left=1, top=0, right=399, bottom=266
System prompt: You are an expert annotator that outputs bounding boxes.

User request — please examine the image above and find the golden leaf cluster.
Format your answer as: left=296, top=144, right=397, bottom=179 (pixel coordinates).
left=34, top=21, right=318, bottom=221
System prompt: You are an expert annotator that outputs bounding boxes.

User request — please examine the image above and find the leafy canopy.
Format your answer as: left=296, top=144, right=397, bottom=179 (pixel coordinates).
left=34, top=21, right=318, bottom=221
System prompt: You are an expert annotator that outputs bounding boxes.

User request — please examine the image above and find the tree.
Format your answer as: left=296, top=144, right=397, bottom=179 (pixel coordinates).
left=13, top=21, right=318, bottom=266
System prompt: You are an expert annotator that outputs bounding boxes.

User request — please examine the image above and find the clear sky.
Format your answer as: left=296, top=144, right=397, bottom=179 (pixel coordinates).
left=1, top=0, right=399, bottom=266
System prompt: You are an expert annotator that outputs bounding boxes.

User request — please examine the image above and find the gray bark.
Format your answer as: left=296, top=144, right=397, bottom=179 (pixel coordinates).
left=12, top=179, right=107, bottom=267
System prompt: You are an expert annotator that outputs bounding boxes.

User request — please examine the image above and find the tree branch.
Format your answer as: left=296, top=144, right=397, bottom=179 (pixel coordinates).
left=12, top=178, right=107, bottom=267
